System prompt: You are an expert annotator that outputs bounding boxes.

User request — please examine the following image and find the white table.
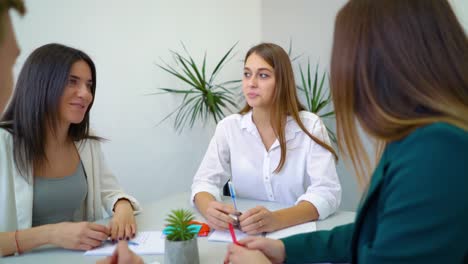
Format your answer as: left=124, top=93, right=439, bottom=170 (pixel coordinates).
left=3, top=192, right=355, bottom=264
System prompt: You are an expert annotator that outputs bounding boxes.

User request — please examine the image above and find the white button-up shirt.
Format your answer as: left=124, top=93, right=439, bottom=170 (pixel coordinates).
left=191, top=110, right=341, bottom=219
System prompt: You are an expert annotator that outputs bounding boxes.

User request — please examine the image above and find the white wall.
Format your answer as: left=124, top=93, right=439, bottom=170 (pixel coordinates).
left=11, top=0, right=468, bottom=210
left=12, top=0, right=262, bottom=204
left=261, top=0, right=359, bottom=210
left=260, top=0, right=468, bottom=210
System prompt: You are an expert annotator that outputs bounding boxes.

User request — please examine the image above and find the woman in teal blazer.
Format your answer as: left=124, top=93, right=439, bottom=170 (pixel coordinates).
left=224, top=0, right=468, bottom=263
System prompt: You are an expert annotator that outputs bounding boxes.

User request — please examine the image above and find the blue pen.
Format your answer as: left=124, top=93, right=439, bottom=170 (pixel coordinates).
left=228, top=181, right=239, bottom=211
left=127, top=241, right=139, bottom=246
left=106, top=239, right=139, bottom=246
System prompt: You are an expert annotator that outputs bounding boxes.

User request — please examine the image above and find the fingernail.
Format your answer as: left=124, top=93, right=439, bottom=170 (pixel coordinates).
left=118, top=237, right=123, bottom=240
left=126, top=237, right=129, bottom=240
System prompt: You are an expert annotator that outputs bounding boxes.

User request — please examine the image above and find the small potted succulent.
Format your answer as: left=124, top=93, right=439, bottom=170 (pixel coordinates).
left=164, top=209, right=199, bottom=264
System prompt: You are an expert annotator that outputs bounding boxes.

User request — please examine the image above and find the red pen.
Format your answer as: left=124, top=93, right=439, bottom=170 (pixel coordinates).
left=228, top=223, right=243, bottom=246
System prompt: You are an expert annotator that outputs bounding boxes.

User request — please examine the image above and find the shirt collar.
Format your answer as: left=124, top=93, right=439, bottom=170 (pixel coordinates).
left=241, top=110, right=304, bottom=142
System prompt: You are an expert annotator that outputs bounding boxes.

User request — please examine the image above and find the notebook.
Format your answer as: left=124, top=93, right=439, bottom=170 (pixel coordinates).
left=208, top=221, right=316, bottom=242
left=84, top=231, right=165, bottom=256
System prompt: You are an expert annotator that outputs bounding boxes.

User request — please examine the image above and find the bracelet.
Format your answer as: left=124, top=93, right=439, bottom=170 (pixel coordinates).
left=14, top=230, right=21, bottom=255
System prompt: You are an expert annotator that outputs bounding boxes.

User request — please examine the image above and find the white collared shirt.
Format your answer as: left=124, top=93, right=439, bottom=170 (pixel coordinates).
left=191, top=110, right=341, bottom=220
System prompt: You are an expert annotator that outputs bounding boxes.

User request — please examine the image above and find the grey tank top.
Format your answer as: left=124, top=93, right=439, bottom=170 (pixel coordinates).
left=32, top=161, right=88, bottom=227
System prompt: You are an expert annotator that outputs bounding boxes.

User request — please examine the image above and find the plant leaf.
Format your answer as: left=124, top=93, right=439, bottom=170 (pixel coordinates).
left=209, top=42, right=238, bottom=85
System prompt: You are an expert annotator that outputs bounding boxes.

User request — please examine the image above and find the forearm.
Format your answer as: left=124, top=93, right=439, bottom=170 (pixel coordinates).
left=194, top=192, right=216, bottom=217
left=273, top=201, right=319, bottom=230
left=0, top=225, right=52, bottom=256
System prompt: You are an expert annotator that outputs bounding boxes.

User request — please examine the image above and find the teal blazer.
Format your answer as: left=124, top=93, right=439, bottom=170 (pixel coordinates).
left=282, top=123, right=468, bottom=263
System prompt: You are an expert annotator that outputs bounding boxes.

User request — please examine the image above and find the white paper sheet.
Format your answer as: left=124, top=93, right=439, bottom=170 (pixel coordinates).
left=266, top=222, right=317, bottom=239
left=84, top=231, right=165, bottom=256
left=208, top=222, right=316, bottom=242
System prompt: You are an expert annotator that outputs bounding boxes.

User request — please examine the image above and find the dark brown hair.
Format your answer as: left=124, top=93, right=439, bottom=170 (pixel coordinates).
left=331, top=0, right=468, bottom=187
left=0, top=43, right=99, bottom=180
left=240, top=43, right=337, bottom=173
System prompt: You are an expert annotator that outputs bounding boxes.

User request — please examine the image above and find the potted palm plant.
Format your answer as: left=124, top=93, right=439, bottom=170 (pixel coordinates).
left=153, top=43, right=241, bottom=133
left=164, top=209, right=199, bottom=264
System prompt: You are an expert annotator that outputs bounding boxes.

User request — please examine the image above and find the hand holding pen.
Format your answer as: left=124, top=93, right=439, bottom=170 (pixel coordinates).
left=228, top=181, right=243, bottom=227
left=195, top=180, right=241, bottom=231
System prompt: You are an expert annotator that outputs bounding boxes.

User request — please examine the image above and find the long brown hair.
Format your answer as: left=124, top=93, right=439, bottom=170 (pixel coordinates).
left=240, top=43, right=337, bottom=173
left=331, top=0, right=468, bottom=187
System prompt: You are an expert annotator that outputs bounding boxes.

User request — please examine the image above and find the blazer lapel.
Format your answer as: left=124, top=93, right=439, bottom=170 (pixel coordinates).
left=350, top=150, right=387, bottom=262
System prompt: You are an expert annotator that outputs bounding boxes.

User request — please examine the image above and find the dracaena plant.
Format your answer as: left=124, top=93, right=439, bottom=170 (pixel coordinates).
left=164, top=209, right=196, bottom=241
left=297, top=60, right=337, bottom=144
left=153, top=43, right=241, bottom=133
left=287, top=41, right=337, bottom=144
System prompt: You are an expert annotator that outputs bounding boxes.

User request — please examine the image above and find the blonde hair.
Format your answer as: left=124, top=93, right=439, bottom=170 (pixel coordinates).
left=331, top=0, right=468, bottom=188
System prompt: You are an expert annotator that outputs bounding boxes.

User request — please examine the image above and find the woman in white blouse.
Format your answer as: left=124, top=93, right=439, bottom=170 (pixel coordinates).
left=191, top=43, right=341, bottom=235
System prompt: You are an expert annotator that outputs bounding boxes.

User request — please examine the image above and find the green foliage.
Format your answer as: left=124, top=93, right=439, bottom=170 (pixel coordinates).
left=297, top=60, right=337, bottom=144
left=164, top=209, right=196, bottom=241
left=152, top=42, right=241, bottom=133
left=287, top=40, right=337, bottom=144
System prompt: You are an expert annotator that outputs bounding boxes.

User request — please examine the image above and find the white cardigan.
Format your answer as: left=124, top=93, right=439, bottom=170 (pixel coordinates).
left=0, top=128, right=141, bottom=232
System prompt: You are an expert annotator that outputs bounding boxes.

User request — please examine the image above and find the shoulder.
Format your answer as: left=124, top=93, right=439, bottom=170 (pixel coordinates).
left=75, top=131, right=104, bottom=153
left=388, top=122, right=468, bottom=158
left=218, top=113, right=243, bottom=126
left=215, top=113, right=245, bottom=132
left=289, top=111, right=325, bottom=139
left=297, top=111, right=321, bottom=128
left=385, top=122, right=468, bottom=188
left=0, top=127, right=13, bottom=146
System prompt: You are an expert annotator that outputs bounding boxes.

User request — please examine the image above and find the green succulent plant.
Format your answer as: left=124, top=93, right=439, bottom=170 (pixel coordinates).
left=153, top=43, right=241, bottom=133
left=164, top=209, right=196, bottom=241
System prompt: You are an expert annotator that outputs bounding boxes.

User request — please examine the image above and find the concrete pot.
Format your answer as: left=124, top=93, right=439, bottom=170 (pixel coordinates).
left=164, top=237, right=199, bottom=264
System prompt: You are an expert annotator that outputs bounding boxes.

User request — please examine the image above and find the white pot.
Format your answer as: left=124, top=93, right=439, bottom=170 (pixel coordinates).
left=164, top=237, right=200, bottom=264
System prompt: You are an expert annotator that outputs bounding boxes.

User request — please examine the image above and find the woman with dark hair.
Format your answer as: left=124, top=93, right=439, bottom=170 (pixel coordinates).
left=192, top=43, right=341, bottom=235
left=224, top=0, right=468, bottom=263
left=0, top=43, right=141, bottom=256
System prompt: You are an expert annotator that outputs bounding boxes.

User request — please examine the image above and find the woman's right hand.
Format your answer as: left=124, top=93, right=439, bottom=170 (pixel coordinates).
left=204, top=200, right=238, bottom=230
left=50, top=222, right=109, bottom=250
left=237, top=237, right=286, bottom=263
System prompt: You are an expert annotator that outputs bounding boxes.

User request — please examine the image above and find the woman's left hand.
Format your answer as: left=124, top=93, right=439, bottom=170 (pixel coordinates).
left=109, top=199, right=136, bottom=241
left=224, top=244, right=272, bottom=264
left=238, top=206, right=279, bottom=235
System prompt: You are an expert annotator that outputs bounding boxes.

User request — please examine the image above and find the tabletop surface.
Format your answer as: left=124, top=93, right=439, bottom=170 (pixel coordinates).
left=3, top=192, right=356, bottom=264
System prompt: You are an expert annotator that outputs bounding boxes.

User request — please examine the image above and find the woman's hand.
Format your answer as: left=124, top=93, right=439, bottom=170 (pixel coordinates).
left=239, top=206, right=279, bottom=234
left=204, top=200, right=238, bottom=230
left=50, top=222, right=109, bottom=250
left=109, top=199, right=136, bottom=241
left=96, top=241, right=144, bottom=264
left=237, top=236, right=286, bottom=263
left=224, top=243, right=272, bottom=264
